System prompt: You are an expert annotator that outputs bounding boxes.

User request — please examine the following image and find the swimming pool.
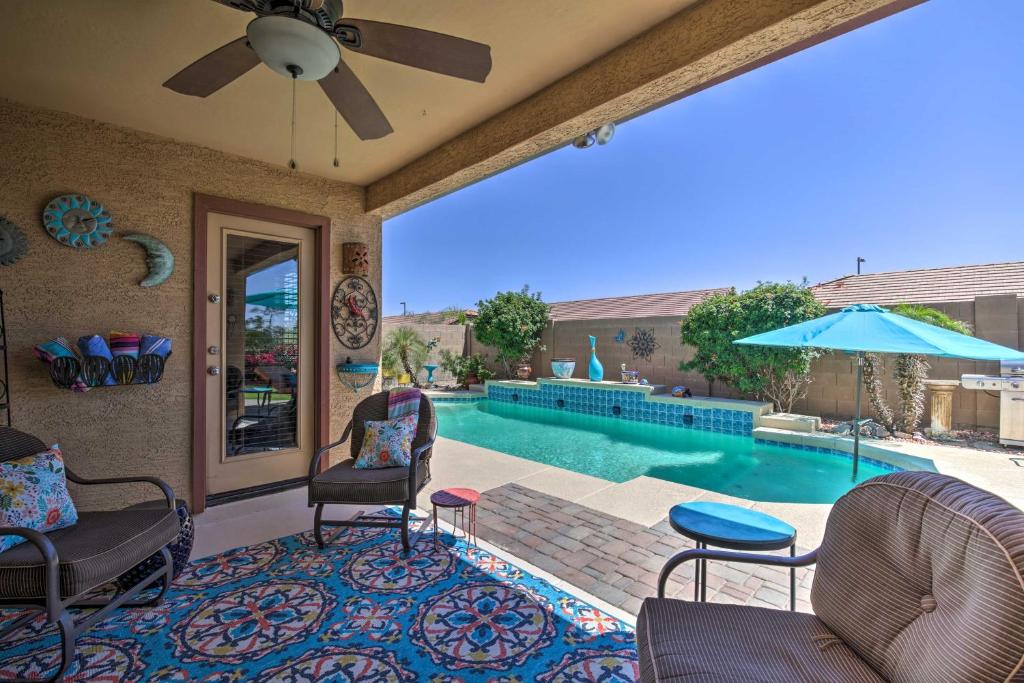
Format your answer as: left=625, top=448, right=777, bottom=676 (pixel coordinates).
left=434, top=399, right=900, bottom=504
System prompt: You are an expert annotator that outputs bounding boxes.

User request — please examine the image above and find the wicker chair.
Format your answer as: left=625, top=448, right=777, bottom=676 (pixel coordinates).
left=639, top=471, right=1024, bottom=683
left=308, top=391, right=436, bottom=553
left=0, top=427, right=180, bottom=683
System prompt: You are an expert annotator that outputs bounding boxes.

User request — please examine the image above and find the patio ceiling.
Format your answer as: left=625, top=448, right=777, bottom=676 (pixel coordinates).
left=0, top=0, right=696, bottom=187
left=0, top=0, right=925, bottom=216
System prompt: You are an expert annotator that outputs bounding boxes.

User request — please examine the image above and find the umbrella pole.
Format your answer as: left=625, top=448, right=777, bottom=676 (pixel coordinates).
left=852, top=351, right=863, bottom=481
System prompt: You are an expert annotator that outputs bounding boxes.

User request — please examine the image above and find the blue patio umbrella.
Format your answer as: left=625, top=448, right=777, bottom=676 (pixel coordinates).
left=734, top=303, right=1024, bottom=477
left=245, top=290, right=297, bottom=309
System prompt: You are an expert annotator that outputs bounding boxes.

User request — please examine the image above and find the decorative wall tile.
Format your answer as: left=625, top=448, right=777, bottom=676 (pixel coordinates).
left=487, top=383, right=758, bottom=436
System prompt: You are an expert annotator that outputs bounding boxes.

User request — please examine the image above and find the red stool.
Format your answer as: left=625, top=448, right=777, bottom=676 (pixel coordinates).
left=430, top=488, right=480, bottom=549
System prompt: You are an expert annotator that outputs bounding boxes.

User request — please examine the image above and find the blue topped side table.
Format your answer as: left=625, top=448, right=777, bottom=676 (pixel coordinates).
left=667, top=501, right=798, bottom=610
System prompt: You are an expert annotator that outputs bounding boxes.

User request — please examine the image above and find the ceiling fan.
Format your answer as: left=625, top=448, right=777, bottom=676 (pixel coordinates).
left=163, top=0, right=492, bottom=140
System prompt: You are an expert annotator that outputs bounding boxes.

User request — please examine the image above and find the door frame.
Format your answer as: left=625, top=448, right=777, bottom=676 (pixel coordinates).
left=192, top=194, right=330, bottom=513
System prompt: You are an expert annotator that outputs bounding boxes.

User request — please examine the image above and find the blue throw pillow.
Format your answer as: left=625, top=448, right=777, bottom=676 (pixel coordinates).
left=354, top=415, right=419, bottom=469
left=0, top=446, right=79, bottom=553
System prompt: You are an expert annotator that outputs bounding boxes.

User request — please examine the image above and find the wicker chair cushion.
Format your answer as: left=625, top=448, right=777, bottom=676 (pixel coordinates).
left=0, top=508, right=179, bottom=599
left=637, top=599, right=884, bottom=683
left=812, top=471, right=1024, bottom=683
left=310, top=458, right=428, bottom=505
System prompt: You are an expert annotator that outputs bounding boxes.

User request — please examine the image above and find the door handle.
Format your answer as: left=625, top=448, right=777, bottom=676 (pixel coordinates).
left=208, top=366, right=221, bottom=376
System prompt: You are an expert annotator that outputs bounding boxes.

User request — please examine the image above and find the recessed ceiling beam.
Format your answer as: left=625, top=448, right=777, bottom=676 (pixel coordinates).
left=366, top=0, right=924, bottom=218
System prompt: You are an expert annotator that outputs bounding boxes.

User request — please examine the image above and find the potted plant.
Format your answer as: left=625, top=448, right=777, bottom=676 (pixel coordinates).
left=516, top=361, right=532, bottom=380
left=440, top=351, right=494, bottom=388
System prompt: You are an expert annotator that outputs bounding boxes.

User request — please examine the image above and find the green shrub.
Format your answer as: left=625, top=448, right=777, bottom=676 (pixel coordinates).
left=439, top=350, right=495, bottom=388
left=473, top=286, right=549, bottom=378
left=680, top=282, right=826, bottom=411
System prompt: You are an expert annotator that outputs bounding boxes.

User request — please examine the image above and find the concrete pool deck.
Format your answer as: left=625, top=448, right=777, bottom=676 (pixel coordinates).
left=425, top=431, right=1024, bottom=550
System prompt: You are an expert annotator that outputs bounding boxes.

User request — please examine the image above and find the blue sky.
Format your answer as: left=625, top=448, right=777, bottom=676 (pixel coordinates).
left=383, top=0, right=1023, bottom=317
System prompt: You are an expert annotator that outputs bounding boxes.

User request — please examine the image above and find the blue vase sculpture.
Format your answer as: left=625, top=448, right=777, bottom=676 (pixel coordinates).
left=588, top=335, right=604, bottom=382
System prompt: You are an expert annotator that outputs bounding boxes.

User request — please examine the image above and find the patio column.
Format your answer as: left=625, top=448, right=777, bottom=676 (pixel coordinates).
left=924, top=379, right=960, bottom=434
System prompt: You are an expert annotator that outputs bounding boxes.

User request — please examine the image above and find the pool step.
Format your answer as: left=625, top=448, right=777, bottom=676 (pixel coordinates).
left=760, top=413, right=821, bottom=433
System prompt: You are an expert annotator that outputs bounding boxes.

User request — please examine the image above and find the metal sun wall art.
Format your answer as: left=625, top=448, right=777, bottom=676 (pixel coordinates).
left=628, top=327, right=660, bottom=362
left=0, top=218, right=28, bottom=266
left=123, top=233, right=175, bottom=287
left=42, top=194, right=114, bottom=248
left=331, top=276, right=379, bottom=349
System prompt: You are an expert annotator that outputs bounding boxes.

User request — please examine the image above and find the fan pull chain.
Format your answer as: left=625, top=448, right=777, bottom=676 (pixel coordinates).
left=333, top=112, right=340, bottom=168
left=288, top=74, right=297, bottom=170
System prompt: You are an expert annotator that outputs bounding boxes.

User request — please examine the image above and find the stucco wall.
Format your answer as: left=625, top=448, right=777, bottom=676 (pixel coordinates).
left=532, top=296, right=1021, bottom=429
left=0, top=98, right=381, bottom=509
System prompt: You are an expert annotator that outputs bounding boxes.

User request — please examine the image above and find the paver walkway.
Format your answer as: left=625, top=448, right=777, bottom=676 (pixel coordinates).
left=472, top=483, right=815, bottom=616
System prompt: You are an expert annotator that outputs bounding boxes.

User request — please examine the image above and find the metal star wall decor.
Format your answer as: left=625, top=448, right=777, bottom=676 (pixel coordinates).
left=628, top=327, right=659, bottom=362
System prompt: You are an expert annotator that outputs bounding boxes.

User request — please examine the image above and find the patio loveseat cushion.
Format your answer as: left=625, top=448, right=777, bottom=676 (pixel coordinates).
left=637, top=599, right=884, bottom=683
left=0, top=507, right=179, bottom=599
left=309, top=457, right=428, bottom=505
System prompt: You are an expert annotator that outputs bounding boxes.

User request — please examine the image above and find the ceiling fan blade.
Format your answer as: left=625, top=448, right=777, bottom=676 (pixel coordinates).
left=163, top=37, right=260, bottom=97
left=337, top=19, right=491, bottom=83
left=318, top=60, right=393, bottom=140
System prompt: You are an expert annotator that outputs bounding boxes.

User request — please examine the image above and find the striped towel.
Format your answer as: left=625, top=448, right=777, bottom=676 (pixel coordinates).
left=33, top=337, right=89, bottom=393
left=140, top=334, right=172, bottom=358
left=387, top=387, right=421, bottom=419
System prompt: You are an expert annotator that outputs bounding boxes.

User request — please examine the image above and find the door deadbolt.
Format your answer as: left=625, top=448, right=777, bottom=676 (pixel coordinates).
left=208, top=293, right=221, bottom=304
left=208, top=346, right=219, bottom=355
left=208, top=366, right=221, bottom=376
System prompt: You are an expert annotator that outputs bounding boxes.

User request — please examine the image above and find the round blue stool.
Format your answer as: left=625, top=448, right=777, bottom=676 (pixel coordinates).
left=668, top=501, right=798, bottom=610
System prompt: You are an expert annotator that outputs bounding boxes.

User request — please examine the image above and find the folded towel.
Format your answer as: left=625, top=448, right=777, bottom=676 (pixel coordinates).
left=387, top=387, right=421, bottom=420
left=109, top=331, right=140, bottom=358
left=33, top=337, right=88, bottom=392
left=77, top=334, right=116, bottom=386
left=140, top=334, right=172, bottom=358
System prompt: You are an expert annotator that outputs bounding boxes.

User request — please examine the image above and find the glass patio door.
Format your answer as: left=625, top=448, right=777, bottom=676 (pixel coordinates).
left=205, top=212, right=315, bottom=496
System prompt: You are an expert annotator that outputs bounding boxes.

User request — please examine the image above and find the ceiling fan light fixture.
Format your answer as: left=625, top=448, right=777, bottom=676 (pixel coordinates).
left=246, top=15, right=339, bottom=81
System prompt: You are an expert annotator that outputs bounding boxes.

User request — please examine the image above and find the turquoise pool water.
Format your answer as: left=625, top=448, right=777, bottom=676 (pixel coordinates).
left=435, top=400, right=898, bottom=504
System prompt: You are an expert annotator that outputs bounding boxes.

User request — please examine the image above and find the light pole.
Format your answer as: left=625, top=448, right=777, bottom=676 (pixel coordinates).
left=856, top=257, right=866, bottom=275
left=400, top=301, right=407, bottom=316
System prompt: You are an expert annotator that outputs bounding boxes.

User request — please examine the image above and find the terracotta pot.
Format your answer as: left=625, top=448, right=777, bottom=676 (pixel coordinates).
left=464, top=373, right=480, bottom=387
left=516, top=364, right=532, bottom=380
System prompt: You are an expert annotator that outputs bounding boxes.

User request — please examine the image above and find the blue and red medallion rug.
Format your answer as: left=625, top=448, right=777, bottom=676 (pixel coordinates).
left=0, top=517, right=638, bottom=681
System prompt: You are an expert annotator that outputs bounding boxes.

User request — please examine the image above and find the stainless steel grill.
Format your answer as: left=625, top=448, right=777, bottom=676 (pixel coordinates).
left=961, top=360, right=1024, bottom=446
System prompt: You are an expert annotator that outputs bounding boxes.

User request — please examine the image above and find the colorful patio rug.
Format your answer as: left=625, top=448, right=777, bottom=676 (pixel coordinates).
left=0, top=515, right=638, bottom=681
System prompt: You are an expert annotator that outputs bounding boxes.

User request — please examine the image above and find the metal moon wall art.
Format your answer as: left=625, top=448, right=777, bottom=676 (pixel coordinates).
left=331, top=276, right=379, bottom=349
left=123, top=233, right=175, bottom=287
left=0, top=217, right=28, bottom=266
left=42, top=194, right=114, bottom=248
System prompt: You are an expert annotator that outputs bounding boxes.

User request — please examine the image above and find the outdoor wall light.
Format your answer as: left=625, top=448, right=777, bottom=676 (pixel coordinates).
left=572, top=123, right=615, bottom=149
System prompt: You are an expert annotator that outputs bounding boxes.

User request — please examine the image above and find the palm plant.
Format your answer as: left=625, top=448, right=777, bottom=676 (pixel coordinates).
left=381, top=327, right=429, bottom=387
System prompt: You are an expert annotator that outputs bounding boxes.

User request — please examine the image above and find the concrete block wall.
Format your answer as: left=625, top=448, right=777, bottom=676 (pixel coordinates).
left=529, top=295, right=1021, bottom=429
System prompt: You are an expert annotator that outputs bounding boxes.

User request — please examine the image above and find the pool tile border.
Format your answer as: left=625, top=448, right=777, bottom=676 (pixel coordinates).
left=484, top=379, right=770, bottom=436
left=753, top=438, right=903, bottom=473
left=431, top=395, right=486, bottom=403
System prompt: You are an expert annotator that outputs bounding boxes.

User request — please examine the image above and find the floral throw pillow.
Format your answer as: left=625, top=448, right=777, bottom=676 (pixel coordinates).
left=0, top=446, right=79, bottom=553
left=354, top=415, right=419, bottom=469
